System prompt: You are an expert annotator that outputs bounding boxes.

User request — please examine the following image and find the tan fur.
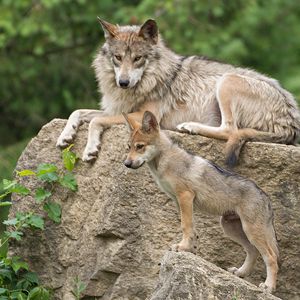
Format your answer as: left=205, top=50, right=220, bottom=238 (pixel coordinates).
left=56, top=19, right=300, bottom=164
left=124, top=111, right=279, bottom=294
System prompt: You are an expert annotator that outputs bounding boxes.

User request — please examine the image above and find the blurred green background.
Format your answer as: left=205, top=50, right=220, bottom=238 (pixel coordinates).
left=1, top=0, right=300, bottom=180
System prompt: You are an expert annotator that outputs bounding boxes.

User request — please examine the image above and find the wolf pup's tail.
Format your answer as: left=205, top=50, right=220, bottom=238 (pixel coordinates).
left=224, top=128, right=298, bottom=167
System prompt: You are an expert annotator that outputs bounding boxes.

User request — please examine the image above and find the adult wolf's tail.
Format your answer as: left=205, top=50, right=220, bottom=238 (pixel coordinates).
left=225, top=128, right=299, bottom=167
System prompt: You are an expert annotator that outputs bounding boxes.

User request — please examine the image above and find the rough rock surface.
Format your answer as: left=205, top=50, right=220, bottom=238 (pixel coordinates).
left=10, top=119, right=300, bottom=300
left=151, top=251, right=280, bottom=300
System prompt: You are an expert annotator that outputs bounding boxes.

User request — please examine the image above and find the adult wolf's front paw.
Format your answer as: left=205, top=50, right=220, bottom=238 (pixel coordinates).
left=176, top=122, right=198, bottom=134
left=82, top=144, right=100, bottom=162
left=56, top=126, right=77, bottom=148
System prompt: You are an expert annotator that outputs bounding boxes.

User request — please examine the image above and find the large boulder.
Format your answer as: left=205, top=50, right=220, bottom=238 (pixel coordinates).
left=10, top=119, right=300, bottom=299
left=151, top=251, right=280, bottom=300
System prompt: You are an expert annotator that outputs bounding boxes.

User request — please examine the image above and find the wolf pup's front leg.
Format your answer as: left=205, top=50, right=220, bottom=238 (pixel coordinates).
left=171, top=190, right=197, bottom=253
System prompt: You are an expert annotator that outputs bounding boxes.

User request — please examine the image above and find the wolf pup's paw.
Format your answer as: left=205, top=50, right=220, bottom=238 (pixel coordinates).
left=171, top=241, right=197, bottom=254
left=227, top=267, right=248, bottom=278
left=176, top=122, right=198, bottom=134
left=259, top=282, right=275, bottom=294
left=56, top=126, right=77, bottom=148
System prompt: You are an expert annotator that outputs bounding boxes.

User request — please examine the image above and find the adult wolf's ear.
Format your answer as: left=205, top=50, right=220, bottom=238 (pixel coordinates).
left=122, top=112, right=140, bottom=131
left=98, top=18, right=118, bottom=39
left=142, top=111, right=159, bottom=133
left=138, top=19, right=158, bottom=44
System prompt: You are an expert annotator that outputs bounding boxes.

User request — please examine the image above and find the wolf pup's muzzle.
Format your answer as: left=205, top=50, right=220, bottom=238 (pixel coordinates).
left=124, top=159, right=144, bottom=169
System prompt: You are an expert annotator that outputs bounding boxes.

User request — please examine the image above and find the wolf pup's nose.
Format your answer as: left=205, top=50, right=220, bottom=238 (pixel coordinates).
left=119, top=79, right=130, bottom=88
left=124, top=159, right=133, bottom=168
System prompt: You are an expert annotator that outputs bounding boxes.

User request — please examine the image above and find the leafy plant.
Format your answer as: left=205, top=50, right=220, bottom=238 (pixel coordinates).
left=71, top=277, right=87, bottom=300
left=0, top=145, right=78, bottom=299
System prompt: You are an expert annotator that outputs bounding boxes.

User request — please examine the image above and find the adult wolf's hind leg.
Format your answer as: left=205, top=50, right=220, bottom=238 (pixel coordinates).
left=56, top=109, right=104, bottom=148
left=177, top=73, right=240, bottom=138
left=220, top=213, right=259, bottom=278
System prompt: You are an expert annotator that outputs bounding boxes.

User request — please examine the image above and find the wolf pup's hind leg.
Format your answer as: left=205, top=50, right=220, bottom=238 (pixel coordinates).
left=221, top=213, right=259, bottom=277
left=240, top=219, right=279, bottom=293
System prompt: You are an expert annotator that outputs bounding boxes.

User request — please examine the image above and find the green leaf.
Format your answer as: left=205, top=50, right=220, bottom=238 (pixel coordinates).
left=16, top=170, right=36, bottom=176
left=77, top=281, right=86, bottom=294
left=59, top=173, right=77, bottom=192
left=4, top=231, right=23, bottom=241
left=15, top=212, right=29, bottom=222
left=27, top=215, right=44, bottom=230
left=43, top=201, right=61, bottom=223
left=72, top=277, right=87, bottom=298
left=0, top=269, right=12, bottom=281
left=0, top=192, right=10, bottom=200
left=22, top=271, right=39, bottom=284
left=17, top=293, right=28, bottom=300
left=28, top=287, right=50, bottom=300
left=62, top=145, right=78, bottom=171
left=11, top=257, right=28, bottom=273
left=3, top=217, right=18, bottom=226
left=36, top=163, right=59, bottom=182
left=2, top=179, right=16, bottom=191
left=0, top=201, right=11, bottom=207
left=34, top=188, right=51, bottom=203
left=11, top=184, right=30, bottom=195
left=0, top=288, right=7, bottom=295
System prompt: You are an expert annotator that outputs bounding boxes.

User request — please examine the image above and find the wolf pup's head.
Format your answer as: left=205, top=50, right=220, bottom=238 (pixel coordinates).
left=123, top=111, right=160, bottom=169
left=98, top=19, right=158, bottom=89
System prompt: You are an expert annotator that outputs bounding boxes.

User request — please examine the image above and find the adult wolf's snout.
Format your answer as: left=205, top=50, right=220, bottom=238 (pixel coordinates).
left=119, top=79, right=130, bottom=88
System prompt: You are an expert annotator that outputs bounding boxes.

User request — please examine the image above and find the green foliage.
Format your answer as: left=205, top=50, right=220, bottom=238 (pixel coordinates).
left=0, top=146, right=79, bottom=299
left=0, top=256, right=50, bottom=300
left=62, top=145, right=79, bottom=172
left=43, top=201, right=61, bottom=223
left=71, top=277, right=87, bottom=300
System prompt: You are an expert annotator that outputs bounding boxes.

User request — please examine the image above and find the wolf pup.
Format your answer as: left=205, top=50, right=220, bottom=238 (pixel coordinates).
left=123, top=111, right=279, bottom=293
left=56, top=18, right=300, bottom=165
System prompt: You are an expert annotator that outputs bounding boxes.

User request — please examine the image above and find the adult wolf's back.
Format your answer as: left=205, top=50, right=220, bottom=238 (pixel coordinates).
left=56, top=19, right=300, bottom=164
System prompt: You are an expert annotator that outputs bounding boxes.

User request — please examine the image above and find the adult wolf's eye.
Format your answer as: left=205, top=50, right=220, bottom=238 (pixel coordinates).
left=136, top=144, right=144, bottom=150
left=134, top=56, right=142, bottom=62
left=114, top=55, right=122, bottom=61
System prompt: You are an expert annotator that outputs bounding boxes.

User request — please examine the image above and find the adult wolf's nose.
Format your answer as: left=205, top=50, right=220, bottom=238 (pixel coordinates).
left=124, top=159, right=133, bottom=168
left=119, top=79, right=130, bottom=88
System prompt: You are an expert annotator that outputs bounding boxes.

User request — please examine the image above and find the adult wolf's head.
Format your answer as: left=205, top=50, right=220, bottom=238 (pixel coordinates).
left=98, top=19, right=158, bottom=89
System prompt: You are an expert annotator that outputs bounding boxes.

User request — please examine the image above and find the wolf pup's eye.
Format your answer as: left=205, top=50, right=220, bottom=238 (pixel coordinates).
left=136, top=144, right=144, bottom=150
left=134, top=56, right=142, bottom=62
left=114, top=55, right=122, bottom=61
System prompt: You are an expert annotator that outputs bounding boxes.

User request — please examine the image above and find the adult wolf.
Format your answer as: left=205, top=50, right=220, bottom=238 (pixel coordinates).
left=56, top=19, right=300, bottom=165
left=123, top=111, right=279, bottom=293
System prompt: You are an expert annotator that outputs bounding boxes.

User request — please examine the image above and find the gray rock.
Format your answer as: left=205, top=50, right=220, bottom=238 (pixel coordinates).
left=9, top=119, right=300, bottom=299
left=150, top=251, right=280, bottom=300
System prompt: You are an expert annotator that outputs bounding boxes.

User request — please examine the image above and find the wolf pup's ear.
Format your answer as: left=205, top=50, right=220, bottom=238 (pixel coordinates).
left=122, top=112, right=140, bottom=131
left=138, top=19, right=158, bottom=44
left=142, top=111, right=159, bottom=133
left=98, top=18, right=118, bottom=39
